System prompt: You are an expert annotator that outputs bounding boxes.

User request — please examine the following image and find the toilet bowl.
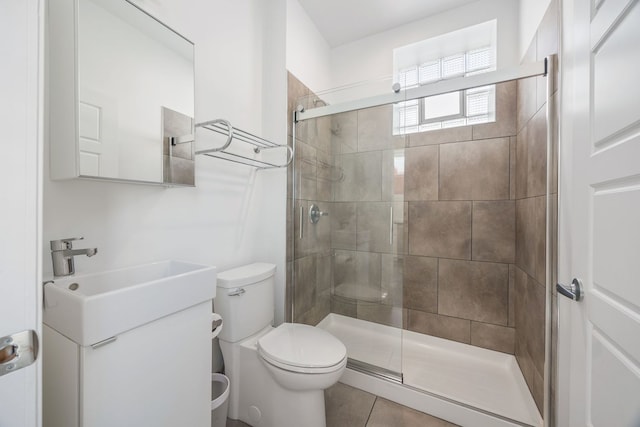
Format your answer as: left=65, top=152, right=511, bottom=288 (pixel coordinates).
left=215, top=263, right=346, bottom=427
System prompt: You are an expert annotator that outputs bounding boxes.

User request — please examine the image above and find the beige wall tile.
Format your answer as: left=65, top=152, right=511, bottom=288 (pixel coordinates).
left=514, top=266, right=546, bottom=378
left=408, top=201, right=471, bottom=259
left=509, top=264, right=516, bottom=327
left=297, top=288, right=330, bottom=326
left=304, top=115, right=333, bottom=154
left=440, top=138, right=510, bottom=201
left=316, top=150, right=334, bottom=202
left=331, top=295, right=357, bottom=318
left=516, top=196, right=546, bottom=284
left=381, top=253, right=404, bottom=307
left=285, top=261, right=293, bottom=322
left=472, top=201, right=516, bottom=263
left=357, top=104, right=406, bottom=151
left=510, top=136, right=517, bottom=200
left=515, top=339, right=535, bottom=406
left=286, top=197, right=293, bottom=262
left=403, top=256, right=438, bottom=313
left=331, top=202, right=357, bottom=250
left=470, top=322, right=515, bottom=354
left=357, top=202, right=406, bottom=254
left=405, top=145, right=439, bottom=201
left=408, top=125, right=472, bottom=147
left=293, top=255, right=316, bottom=318
left=532, top=361, right=544, bottom=414
left=515, top=126, right=529, bottom=199
left=526, top=108, right=548, bottom=198
left=438, top=259, right=509, bottom=325
left=407, top=310, right=471, bottom=344
left=472, top=81, right=517, bottom=140
left=333, top=250, right=382, bottom=302
left=331, top=111, right=357, bottom=154
left=316, top=252, right=332, bottom=294
left=295, top=140, right=317, bottom=200
left=333, top=151, right=382, bottom=202
left=357, top=302, right=404, bottom=328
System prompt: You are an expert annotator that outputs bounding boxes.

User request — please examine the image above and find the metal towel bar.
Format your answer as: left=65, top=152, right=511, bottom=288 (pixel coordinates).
left=172, top=118, right=293, bottom=170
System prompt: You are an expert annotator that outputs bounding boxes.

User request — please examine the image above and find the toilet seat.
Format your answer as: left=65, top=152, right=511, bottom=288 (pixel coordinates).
left=257, top=323, right=347, bottom=374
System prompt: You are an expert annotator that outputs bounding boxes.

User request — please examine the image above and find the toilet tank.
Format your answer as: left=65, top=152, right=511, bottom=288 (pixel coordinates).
left=215, top=263, right=276, bottom=343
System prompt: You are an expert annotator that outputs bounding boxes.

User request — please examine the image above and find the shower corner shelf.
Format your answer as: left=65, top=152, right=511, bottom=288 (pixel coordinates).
left=172, top=118, right=292, bottom=170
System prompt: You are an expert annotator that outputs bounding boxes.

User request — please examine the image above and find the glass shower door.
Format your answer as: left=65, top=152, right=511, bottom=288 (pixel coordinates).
left=292, top=95, right=406, bottom=381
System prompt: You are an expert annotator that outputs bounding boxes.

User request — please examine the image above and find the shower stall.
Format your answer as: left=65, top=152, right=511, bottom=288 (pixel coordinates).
left=286, top=53, right=557, bottom=426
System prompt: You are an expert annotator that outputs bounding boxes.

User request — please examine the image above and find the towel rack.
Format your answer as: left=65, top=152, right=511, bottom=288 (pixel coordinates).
left=171, top=119, right=293, bottom=170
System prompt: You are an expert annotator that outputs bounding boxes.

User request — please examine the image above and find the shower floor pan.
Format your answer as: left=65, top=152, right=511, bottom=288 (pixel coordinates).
left=317, top=313, right=541, bottom=427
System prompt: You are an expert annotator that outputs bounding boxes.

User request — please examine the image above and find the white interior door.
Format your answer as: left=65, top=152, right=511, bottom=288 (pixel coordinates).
left=559, top=0, right=640, bottom=425
left=78, top=90, right=119, bottom=178
left=0, top=1, right=43, bottom=426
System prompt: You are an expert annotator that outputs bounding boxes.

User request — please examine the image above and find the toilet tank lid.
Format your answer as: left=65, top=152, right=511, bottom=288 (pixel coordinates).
left=217, top=263, right=276, bottom=288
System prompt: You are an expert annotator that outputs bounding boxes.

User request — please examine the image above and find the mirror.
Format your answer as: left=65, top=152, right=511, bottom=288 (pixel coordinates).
left=49, top=0, right=195, bottom=186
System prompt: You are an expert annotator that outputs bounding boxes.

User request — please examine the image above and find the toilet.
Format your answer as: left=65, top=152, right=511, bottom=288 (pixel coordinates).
left=215, top=263, right=347, bottom=427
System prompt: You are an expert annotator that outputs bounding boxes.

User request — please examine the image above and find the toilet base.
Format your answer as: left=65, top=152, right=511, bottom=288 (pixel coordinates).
left=220, top=327, right=335, bottom=427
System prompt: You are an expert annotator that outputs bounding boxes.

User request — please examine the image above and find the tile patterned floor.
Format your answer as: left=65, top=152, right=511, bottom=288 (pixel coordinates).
left=226, top=382, right=459, bottom=427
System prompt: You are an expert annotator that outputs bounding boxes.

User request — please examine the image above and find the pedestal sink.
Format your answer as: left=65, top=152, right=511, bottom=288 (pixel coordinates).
left=43, top=260, right=217, bottom=427
left=43, top=260, right=217, bottom=345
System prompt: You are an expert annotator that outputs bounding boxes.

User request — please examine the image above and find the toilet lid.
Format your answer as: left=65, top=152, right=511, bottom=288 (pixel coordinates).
left=257, top=323, right=346, bottom=371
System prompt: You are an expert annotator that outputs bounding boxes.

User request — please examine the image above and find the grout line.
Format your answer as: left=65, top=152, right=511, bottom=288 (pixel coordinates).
left=364, top=396, right=377, bottom=427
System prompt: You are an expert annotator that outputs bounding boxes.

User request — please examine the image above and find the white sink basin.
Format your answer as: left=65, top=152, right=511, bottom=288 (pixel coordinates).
left=43, top=260, right=216, bottom=346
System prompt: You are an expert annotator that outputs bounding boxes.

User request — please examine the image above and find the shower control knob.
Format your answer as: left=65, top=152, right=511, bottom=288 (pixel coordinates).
left=309, top=204, right=328, bottom=224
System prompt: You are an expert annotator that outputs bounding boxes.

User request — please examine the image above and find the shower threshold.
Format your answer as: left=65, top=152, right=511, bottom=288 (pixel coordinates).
left=317, top=313, right=541, bottom=427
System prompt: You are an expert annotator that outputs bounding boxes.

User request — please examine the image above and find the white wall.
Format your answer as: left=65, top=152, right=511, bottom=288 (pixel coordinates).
left=329, top=0, right=519, bottom=99
left=519, top=0, right=552, bottom=59
left=256, top=0, right=288, bottom=324
left=44, top=0, right=288, bottom=322
left=285, top=0, right=332, bottom=94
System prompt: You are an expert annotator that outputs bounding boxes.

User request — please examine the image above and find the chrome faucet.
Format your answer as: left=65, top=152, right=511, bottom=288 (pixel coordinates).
left=50, top=237, right=98, bottom=277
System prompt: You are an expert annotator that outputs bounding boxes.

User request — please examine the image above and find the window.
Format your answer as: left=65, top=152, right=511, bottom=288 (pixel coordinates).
left=392, top=21, right=497, bottom=135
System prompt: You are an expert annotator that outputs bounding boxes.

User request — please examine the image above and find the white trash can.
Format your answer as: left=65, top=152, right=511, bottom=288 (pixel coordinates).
left=211, top=373, right=230, bottom=427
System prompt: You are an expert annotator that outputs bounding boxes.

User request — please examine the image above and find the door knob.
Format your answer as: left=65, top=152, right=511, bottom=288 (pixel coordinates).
left=0, top=330, right=38, bottom=377
left=556, top=278, right=583, bottom=301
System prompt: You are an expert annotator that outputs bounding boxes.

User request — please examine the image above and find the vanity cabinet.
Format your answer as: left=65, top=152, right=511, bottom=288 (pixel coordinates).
left=43, top=302, right=211, bottom=427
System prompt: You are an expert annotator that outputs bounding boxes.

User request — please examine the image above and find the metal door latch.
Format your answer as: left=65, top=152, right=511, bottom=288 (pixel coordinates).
left=556, top=278, right=583, bottom=301
left=0, top=330, right=38, bottom=377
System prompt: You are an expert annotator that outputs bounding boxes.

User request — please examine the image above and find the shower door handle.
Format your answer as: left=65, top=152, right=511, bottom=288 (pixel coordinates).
left=389, top=206, right=393, bottom=245
left=299, top=206, right=304, bottom=239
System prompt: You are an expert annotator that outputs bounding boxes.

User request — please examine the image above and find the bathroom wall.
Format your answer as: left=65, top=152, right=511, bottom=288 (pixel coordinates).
left=285, top=0, right=332, bottom=94
left=44, top=0, right=288, bottom=322
left=329, top=0, right=519, bottom=99
left=518, top=0, right=553, bottom=59
left=514, top=0, right=559, bottom=414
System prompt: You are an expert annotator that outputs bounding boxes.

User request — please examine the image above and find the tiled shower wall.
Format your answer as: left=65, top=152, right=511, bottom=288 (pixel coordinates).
left=514, top=0, right=559, bottom=414
left=328, top=83, right=520, bottom=356
left=287, top=76, right=521, bottom=355
left=286, top=72, right=334, bottom=326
